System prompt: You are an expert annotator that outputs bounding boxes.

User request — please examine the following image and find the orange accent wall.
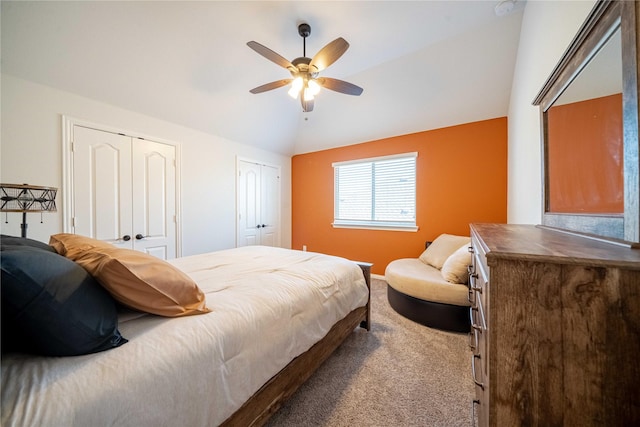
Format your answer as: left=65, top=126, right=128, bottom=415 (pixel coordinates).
left=292, top=117, right=508, bottom=275
left=547, top=93, right=623, bottom=213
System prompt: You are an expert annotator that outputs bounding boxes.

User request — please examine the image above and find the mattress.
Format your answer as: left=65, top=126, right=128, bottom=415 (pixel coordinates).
left=1, top=246, right=369, bottom=427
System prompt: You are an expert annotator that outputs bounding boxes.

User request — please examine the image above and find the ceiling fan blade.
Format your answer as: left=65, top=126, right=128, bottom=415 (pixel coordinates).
left=309, top=37, right=349, bottom=72
left=316, top=77, right=363, bottom=96
left=301, top=97, right=314, bottom=112
left=247, top=41, right=296, bottom=71
left=249, top=79, right=292, bottom=94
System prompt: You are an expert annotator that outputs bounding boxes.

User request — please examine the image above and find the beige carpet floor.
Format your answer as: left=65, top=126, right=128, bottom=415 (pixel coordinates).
left=265, top=278, right=474, bottom=427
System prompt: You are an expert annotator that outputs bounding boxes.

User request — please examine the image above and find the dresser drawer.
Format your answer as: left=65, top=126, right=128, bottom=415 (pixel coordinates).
left=471, top=351, right=488, bottom=426
left=469, top=298, right=487, bottom=355
left=468, top=240, right=487, bottom=307
left=471, top=387, right=488, bottom=427
left=471, top=237, right=489, bottom=283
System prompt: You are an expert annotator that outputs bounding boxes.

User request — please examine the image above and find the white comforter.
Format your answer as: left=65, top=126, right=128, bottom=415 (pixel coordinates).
left=1, top=246, right=369, bottom=427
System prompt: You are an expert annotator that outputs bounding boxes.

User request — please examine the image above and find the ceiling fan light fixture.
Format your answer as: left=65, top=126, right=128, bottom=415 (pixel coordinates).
left=308, top=79, right=321, bottom=96
left=288, top=77, right=304, bottom=98
left=303, top=87, right=314, bottom=102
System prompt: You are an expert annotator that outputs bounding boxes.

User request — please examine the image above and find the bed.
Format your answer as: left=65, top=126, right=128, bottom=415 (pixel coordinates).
left=1, top=236, right=370, bottom=427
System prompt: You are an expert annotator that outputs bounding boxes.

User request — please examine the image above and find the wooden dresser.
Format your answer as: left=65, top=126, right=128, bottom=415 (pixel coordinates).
left=468, top=223, right=640, bottom=426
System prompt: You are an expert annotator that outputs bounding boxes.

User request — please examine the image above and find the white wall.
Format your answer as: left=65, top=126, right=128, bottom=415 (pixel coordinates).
left=0, top=74, right=292, bottom=256
left=507, top=0, right=596, bottom=224
left=2, top=1, right=602, bottom=244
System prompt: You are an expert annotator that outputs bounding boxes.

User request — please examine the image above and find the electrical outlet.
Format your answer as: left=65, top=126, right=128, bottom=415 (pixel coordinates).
left=302, top=245, right=307, bottom=251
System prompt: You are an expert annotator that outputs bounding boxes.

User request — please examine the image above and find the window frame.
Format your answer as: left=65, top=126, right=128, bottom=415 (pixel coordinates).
left=332, top=152, right=418, bottom=232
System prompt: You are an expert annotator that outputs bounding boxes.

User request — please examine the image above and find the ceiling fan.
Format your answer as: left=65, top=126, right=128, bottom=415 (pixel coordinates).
left=247, top=23, right=363, bottom=112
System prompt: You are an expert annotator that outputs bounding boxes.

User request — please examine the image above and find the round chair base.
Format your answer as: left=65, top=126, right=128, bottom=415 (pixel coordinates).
left=387, top=284, right=470, bottom=333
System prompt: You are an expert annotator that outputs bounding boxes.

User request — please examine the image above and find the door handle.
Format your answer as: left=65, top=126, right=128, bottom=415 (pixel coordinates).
left=135, top=234, right=144, bottom=240
left=122, top=235, right=131, bottom=241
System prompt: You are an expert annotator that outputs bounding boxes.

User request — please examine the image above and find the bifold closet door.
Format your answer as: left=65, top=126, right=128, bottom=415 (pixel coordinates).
left=236, top=160, right=280, bottom=247
left=71, top=126, right=176, bottom=259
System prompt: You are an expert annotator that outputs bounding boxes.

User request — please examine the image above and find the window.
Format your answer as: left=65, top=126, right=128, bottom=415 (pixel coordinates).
left=333, top=152, right=417, bottom=231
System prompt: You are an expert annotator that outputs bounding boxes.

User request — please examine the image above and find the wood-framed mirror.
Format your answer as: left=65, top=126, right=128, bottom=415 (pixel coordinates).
left=533, top=0, right=639, bottom=243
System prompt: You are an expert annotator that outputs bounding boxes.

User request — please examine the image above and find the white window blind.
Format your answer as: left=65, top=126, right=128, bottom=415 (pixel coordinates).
left=333, top=153, right=417, bottom=231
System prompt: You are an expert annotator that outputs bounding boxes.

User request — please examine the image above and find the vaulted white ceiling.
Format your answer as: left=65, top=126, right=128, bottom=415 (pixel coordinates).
left=2, top=1, right=524, bottom=155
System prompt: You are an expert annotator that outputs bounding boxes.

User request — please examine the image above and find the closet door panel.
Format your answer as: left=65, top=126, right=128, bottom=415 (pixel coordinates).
left=259, top=164, right=280, bottom=247
left=132, top=139, right=176, bottom=259
left=72, top=126, right=133, bottom=247
left=237, top=160, right=262, bottom=247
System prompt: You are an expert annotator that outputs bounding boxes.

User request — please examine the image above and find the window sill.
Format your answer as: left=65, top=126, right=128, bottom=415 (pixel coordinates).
left=332, top=222, right=419, bottom=232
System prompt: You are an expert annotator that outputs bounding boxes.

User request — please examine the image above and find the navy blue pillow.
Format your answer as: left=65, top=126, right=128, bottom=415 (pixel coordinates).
left=1, top=234, right=55, bottom=252
left=1, top=245, right=127, bottom=356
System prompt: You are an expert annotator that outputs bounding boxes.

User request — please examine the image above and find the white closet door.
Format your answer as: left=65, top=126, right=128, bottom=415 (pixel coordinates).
left=71, top=125, right=177, bottom=258
left=131, top=139, right=177, bottom=259
left=259, top=164, right=280, bottom=247
left=237, top=160, right=262, bottom=247
left=72, top=126, right=133, bottom=248
left=236, top=160, right=281, bottom=247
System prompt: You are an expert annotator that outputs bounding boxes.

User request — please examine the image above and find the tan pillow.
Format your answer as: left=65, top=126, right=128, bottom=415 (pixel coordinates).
left=419, top=234, right=470, bottom=269
left=50, top=233, right=114, bottom=258
left=51, top=235, right=210, bottom=317
left=441, top=244, right=472, bottom=284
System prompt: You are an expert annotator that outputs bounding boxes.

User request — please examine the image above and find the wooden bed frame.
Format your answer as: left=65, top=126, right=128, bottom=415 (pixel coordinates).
left=221, top=262, right=372, bottom=427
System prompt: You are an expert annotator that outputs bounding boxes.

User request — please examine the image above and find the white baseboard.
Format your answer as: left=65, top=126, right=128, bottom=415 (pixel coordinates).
left=372, top=273, right=385, bottom=280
